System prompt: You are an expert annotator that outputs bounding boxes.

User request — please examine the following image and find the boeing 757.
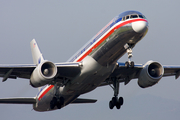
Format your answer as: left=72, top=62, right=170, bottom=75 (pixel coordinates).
left=0, top=10, right=179, bottom=111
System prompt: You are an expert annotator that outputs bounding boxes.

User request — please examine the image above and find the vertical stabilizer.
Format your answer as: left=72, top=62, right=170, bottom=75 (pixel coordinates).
left=30, top=39, right=44, bottom=65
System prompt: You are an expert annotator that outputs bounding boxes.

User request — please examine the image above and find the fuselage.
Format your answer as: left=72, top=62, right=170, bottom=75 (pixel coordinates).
left=34, top=10, right=148, bottom=111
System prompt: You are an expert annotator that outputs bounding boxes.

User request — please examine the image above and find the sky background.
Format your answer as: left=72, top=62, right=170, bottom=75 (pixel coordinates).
left=0, top=0, right=180, bottom=120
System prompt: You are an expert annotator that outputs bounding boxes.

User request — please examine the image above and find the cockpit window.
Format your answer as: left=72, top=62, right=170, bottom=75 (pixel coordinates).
left=121, top=14, right=146, bottom=21
left=131, top=15, right=138, bottom=18
left=143, top=15, right=146, bottom=19
left=139, top=15, right=144, bottom=18
left=126, top=16, right=129, bottom=20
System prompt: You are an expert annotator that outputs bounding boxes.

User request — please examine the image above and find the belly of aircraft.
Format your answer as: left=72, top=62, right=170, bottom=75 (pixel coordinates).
left=34, top=56, right=116, bottom=111
left=63, top=56, right=116, bottom=94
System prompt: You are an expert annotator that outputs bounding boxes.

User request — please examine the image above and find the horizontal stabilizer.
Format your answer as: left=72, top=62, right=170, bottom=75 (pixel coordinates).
left=71, top=98, right=97, bottom=104
left=0, top=97, right=36, bottom=104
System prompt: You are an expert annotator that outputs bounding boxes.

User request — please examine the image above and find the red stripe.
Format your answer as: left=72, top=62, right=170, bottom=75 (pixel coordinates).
left=38, top=85, right=54, bottom=101
left=76, top=19, right=147, bottom=62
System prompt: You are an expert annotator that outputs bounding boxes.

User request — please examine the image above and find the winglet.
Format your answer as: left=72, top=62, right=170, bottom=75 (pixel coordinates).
left=30, top=39, right=44, bottom=65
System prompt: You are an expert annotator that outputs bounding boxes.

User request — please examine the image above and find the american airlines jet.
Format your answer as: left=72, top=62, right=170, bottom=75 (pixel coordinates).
left=0, top=10, right=179, bottom=111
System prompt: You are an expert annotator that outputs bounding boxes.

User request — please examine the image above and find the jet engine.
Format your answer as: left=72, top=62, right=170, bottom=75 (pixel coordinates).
left=138, top=61, right=164, bottom=88
left=30, top=60, right=57, bottom=87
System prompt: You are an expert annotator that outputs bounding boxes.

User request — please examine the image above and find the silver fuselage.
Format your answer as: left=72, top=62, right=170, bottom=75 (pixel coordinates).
left=34, top=11, right=148, bottom=111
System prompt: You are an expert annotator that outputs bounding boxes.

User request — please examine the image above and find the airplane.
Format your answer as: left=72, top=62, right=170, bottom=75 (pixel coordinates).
left=0, top=10, right=180, bottom=112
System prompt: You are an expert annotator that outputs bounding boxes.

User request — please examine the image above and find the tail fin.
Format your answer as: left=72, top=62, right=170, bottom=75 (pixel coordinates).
left=30, top=39, right=44, bottom=65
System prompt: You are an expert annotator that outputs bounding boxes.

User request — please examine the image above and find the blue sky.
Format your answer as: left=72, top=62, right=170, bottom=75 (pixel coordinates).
left=0, top=0, right=180, bottom=120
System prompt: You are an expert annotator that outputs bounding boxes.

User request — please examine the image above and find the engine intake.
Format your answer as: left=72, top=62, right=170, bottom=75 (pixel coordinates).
left=41, top=62, right=56, bottom=78
left=138, top=61, right=164, bottom=88
left=30, top=60, right=57, bottom=87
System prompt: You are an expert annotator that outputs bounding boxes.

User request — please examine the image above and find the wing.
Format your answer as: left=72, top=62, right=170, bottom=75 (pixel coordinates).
left=0, top=64, right=36, bottom=82
left=0, top=62, right=81, bottom=82
left=99, top=62, right=180, bottom=87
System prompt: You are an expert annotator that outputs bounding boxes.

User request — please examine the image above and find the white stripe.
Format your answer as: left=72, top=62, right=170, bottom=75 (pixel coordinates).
left=37, top=85, right=50, bottom=98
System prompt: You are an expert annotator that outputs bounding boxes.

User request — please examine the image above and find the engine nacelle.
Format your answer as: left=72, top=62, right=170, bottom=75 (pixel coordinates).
left=138, top=61, right=164, bottom=88
left=30, top=60, right=57, bottom=87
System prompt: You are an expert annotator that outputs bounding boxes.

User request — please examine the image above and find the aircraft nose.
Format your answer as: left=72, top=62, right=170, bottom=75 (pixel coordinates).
left=132, top=20, right=148, bottom=33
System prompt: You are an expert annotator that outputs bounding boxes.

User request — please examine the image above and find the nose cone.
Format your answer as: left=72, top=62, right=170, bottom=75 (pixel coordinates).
left=132, top=21, right=148, bottom=33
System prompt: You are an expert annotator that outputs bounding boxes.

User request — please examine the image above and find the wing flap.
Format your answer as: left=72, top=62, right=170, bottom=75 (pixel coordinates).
left=0, top=97, right=36, bottom=104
